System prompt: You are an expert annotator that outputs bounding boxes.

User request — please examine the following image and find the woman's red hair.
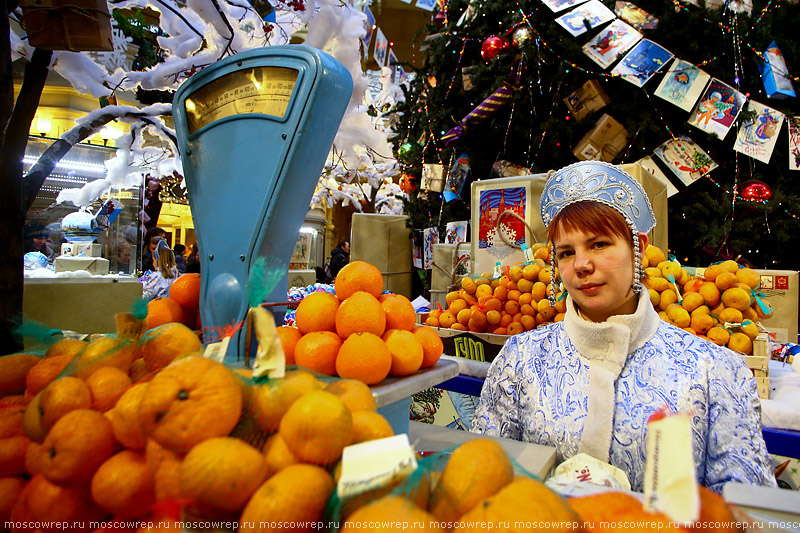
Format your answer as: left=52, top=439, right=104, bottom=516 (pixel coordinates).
left=547, top=201, right=632, bottom=246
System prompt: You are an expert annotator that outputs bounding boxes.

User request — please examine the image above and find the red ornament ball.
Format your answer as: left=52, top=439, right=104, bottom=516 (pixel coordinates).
left=741, top=180, right=772, bottom=202
left=481, top=36, right=510, bottom=62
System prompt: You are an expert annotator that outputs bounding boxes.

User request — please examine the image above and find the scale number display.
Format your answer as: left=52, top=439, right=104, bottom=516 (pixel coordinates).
left=185, top=66, right=299, bottom=134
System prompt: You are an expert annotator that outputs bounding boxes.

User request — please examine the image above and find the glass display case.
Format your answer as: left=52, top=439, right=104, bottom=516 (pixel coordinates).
left=23, top=136, right=143, bottom=275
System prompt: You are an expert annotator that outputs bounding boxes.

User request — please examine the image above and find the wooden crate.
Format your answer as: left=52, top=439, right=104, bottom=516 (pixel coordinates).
left=20, top=0, right=113, bottom=51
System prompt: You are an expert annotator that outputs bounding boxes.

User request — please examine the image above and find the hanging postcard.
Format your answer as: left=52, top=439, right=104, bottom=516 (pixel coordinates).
left=445, top=221, right=469, bottom=244
left=423, top=227, right=439, bottom=270
left=614, top=1, right=658, bottom=30
left=415, top=0, right=437, bottom=11
left=582, top=20, right=642, bottom=70
left=361, top=6, right=375, bottom=53
left=611, top=39, right=673, bottom=87
left=654, top=59, right=710, bottom=112
left=790, top=116, right=800, bottom=170
left=687, top=78, right=746, bottom=140
left=373, top=28, right=388, bottom=67
left=653, top=135, right=717, bottom=187
left=733, top=100, right=785, bottom=164
left=555, top=0, right=616, bottom=37
left=542, top=0, right=590, bottom=13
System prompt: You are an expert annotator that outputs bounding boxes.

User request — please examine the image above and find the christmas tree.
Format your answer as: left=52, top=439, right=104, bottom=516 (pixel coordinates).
left=392, top=0, right=800, bottom=273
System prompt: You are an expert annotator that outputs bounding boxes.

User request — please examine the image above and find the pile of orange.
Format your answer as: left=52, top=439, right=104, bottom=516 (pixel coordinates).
left=338, top=436, right=740, bottom=531
left=144, top=273, right=202, bottom=332
left=425, top=242, right=565, bottom=336
left=0, top=315, right=396, bottom=527
left=278, top=261, right=444, bottom=385
left=641, top=244, right=772, bottom=355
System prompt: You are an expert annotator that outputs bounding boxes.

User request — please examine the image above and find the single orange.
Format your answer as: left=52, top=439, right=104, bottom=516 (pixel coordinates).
left=169, top=273, right=201, bottom=314
left=295, top=292, right=340, bottom=334
left=24, top=355, right=74, bottom=401
left=378, top=293, right=417, bottom=331
left=91, top=450, right=155, bottom=518
left=382, top=330, right=424, bottom=377
left=262, top=433, right=300, bottom=477
left=180, top=437, right=268, bottom=512
left=0, top=476, right=24, bottom=523
left=335, top=291, right=387, bottom=339
left=413, top=326, right=444, bottom=369
left=145, top=297, right=187, bottom=331
left=140, top=322, right=202, bottom=372
left=324, top=379, right=376, bottom=412
left=279, top=390, right=353, bottom=465
left=350, top=411, right=394, bottom=444
left=335, top=261, right=384, bottom=300
left=44, top=339, right=86, bottom=359
left=85, top=367, right=132, bottom=412
left=249, top=369, right=323, bottom=434
left=0, top=354, right=40, bottom=396
left=336, top=332, right=392, bottom=385
left=0, top=435, right=28, bottom=478
left=40, top=409, right=116, bottom=487
left=294, top=331, right=343, bottom=376
left=112, top=383, right=149, bottom=449
left=276, top=326, right=303, bottom=365
left=39, top=377, right=92, bottom=432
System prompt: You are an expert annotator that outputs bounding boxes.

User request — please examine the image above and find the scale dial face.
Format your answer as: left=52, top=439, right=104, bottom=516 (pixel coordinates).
left=184, top=66, right=299, bottom=134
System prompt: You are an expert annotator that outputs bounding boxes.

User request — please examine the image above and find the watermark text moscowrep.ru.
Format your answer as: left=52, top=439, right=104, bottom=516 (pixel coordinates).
left=6, top=520, right=800, bottom=530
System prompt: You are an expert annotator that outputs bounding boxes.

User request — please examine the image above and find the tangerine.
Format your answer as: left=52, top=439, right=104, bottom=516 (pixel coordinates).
left=140, top=322, right=202, bottom=372
left=378, top=293, right=417, bottom=331
left=146, top=297, right=187, bottom=330
left=279, top=391, right=353, bottom=465
left=294, top=331, right=342, bottom=376
left=168, top=273, right=201, bottom=314
left=295, top=292, right=340, bottom=334
left=382, top=330, right=424, bottom=377
left=336, top=333, right=391, bottom=385
left=85, top=366, right=132, bottom=412
left=413, top=326, right=444, bottom=368
left=324, top=379, right=376, bottom=412
left=335, top=261, right=384, bottom=300
left=91, top=450, right=155, bottom=518
left=336, top=291, right=387, bottom=339
left=180, top=437, right=267, bottom=512
left=275, top=326, right=303, bottom=365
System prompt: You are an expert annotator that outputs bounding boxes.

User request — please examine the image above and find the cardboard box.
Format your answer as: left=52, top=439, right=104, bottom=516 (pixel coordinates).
left=351, top=214, right=413, bottom=299
left=54, top=256, right=109, bottom=275
left=563, top=79, right=611, bottom=121
left=573, top=113, right=629, bottom=162
left=21, top=0, right=113, bottom=51
left=470, top=164, right=668, bottom=274
left=430, top=243, right=471, bottom=311
left=77, top=243, right=102, bottom=257
left=287, top=269, right=315, bottom=289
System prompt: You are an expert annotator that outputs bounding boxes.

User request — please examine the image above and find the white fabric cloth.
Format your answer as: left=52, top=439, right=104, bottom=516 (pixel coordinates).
left=761, top=360, right=800, bottom=431
left=471, top=291, right=776, bottom=493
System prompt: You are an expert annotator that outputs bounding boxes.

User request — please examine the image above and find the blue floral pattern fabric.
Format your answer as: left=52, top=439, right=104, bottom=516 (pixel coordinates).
left=471, top=320, right=776, bottom=493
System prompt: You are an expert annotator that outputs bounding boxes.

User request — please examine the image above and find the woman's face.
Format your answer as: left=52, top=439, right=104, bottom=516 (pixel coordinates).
left=554, top=227, right=641, bottom=322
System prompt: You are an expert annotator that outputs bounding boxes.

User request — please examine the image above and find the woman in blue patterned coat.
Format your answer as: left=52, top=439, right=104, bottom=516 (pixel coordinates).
left=471, top=161, right=775, bottom=493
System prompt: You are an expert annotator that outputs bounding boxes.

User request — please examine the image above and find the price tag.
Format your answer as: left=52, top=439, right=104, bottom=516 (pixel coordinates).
left=203, top=336, right=230, bottom=363
left=115, top=313, right=145, bottom=340
left=337, top=434, right=418, bottom=499
left=643, top=412, right=700, bottom=524
left=249, top=306, right=285, bottom=379
left=493, top=261, right=502, bottom=278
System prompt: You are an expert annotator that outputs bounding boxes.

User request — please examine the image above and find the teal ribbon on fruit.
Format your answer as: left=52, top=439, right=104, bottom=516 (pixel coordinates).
left=750, top=289, right=772, bottom=316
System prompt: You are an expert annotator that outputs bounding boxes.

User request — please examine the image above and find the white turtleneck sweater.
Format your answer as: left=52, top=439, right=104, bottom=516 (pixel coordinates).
left=471, top=291, right=776, bottom=493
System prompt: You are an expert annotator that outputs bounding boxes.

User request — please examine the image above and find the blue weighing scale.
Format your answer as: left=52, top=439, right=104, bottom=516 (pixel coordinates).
left=172, top=45, right=353, bottom=361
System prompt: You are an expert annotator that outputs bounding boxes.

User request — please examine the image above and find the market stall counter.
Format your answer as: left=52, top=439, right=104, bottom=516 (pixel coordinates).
left=371, top=358, right=459, bottom=435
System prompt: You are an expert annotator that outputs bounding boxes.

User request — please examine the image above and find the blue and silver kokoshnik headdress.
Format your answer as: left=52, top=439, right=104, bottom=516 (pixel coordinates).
left=540, top=161, right=657, bottom=304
